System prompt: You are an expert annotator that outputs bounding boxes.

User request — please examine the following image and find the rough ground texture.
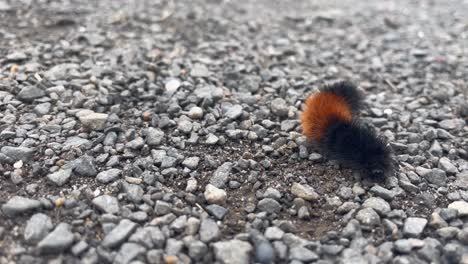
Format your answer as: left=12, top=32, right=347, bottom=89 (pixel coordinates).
left=1, top=0, right=468, bottom=263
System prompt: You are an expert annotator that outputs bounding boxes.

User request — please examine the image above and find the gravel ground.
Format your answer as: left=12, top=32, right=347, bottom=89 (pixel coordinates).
left=1, top=0, right=468, bottom=263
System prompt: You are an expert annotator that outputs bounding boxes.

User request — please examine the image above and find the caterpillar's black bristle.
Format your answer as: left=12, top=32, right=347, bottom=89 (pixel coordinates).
left=323, top=119, right=393, bottom=179
left=320, top=81, right=364, bottom=115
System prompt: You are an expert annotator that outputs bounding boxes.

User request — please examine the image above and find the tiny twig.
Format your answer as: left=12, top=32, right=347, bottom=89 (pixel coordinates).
left=384, top=78, right=397, bottom=92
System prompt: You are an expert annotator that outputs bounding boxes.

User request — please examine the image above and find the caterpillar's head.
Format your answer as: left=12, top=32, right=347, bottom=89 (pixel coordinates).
left=362, top=140, right=394, bottom=179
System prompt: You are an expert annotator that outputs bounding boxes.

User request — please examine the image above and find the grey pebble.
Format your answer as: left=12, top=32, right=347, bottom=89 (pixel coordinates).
left=47, top=168, right=73, bottom=186
left=1, top=146, right=34, bottom=162
left=2, top=196, right=41, bottom=217
left=369, top=185, right=396, bottom=200
left=24, top=213, right=53, bottom=244
left=289, top=246, right=318, bottom=262
left=96, top=168, right=122, bottom=183
left=182, top=156, right=200, bottom=169
left=114, top=242, right=146, bottom=264
left=17, top=86, right=45, bottom=102
left=71, top=240, right=89, bottom=257
left=403, top=217, right=428, bottom=237
left=213, top=239, right=253, bottom=264
left=92, top=195, right=120, bottom=214
left=356, top=208, right=381, bottom=226
left=225, top=104, right=243, bottom=120
left=199, top=218, right=220, bottom=242
left=210, top=162, right=232, bottom=188
left=102, top=219, right=138, bottom=248
left=362, top=197, right=391, bottom=216
left=255, top=241, right=276, bottom=264
left=38, top=223, right=74, bottom=254
left=257, top=198, right=281, bottom=214
left=206, top=204, right=228, bottom=220
left=188, top=240, right=208, bottom=260
left=79, top=112, right=109, bottom=131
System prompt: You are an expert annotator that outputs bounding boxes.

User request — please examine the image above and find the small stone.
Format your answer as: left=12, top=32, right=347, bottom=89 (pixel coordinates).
left=394, top=239, right=425, bottom=253
left=429, top=212, right=448, bottom=228
left=54, top=197, right=65, bottom=207
left=146, top=249, right=164, bottom=264
left=309, top=153, right=323, bottom=162
left=429, top=140, right=443, bottom=157
left=127, top=211, right=147, bottom=223
left=369, top=186, right=396, bottom=200
left=210, top=162, right=232, bottom=188
left=102, top=219, right=138, bottom=248
left=122, top=182, right=144, bottom=203
left=165, top=79, right=181, bottom=93
left=437, top=227, right=460, bottom=240
left=439, top=119, right=466, bottom=131
left=164, top=255, right=179, bottom=264
left=191, top=64, right=211, bottom=77
left=457, top=228, right=468, bottom=244
left=213, top=240, right=253, bottom=264
left=263, top=187, right=282, bottom=200
left=265, top=226, right=284, bottom=240
left=204, top=184, right=227, bottom=204
left=255, top=241, right=276, bottom=264
left=270, top=98, right=288, bottom=117
left=448, top=201, right=468, bottom=216
left=142, top=111, right=152, bottom=121
left=440, top=208, right=459, bottom=221
left=186, top=178, right=198, bottom=192
left=362, top=197, right=391, bottom=216
left=126, top=137, right=145, bottom=149
left=356, top=208, right=381, bottom=226
left=114, top=242, right=145, bottom=264
left=96, top=168, right=122, bottom=183
left=154, top=200, right=172, bottom=216
left=73, top=156, right=97, bottom=177
left=403, top=217, right=428, bottom=237
left=24, top=213, right=53, bottom=243
left=47, top=168, right=73, bottom=186
left=188, top=106, right=204, bottom=119
left=257, top=198, right=281, bottom=214
left=182, top=157, right=200, bottom=169
left=289, top=246, right=319, bottom=262
left=6, top=51, right=27, bottom=61
left=338, top=187, right=354, bottom=200
left=92, top=195, right=120, bottom=214
left=424, top=169, right=447, bottom=186
left=206, top=204, right=228, bottom=220
left=225, top=105, right=243, bottom=119
left=205, top=133, right=219, bottom=145
left=63, top=137, right=91, bottom=149
left=438, top=157, right=458, bottom=174
left=160, top=156, right=177, bottom=168
left=38, top=223, right=74, bottom=254
left=147, top=127, right=165, bottom=146
left=17, top=86, right=45, bottom=102
left=298, top=206, right=310, bottom=219
left=186, top=217, right=200, bottom=235
left=199, top=218, right=220, bottom=242
left=280, top=120, right=298, bottom=132
left=188, top=240, right=208, bottom=261
left=2, top=196, right=41, bottom=217
left=170, top=215, right=188, bottom=232
left=1, top=146, right=34, bottom=162
left=177, top=119, right=193, bottom=134
left=291, top=183, right=319, bottom=201
left=34, top=102, right=52, bottom=115
left=71, top=241, right=89, bottom=257
left=79, top=112, right=108, bottom=131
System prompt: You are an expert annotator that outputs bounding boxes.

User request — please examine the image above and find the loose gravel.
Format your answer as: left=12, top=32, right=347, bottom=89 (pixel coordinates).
left=1, top=0, right=468, bottom=263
